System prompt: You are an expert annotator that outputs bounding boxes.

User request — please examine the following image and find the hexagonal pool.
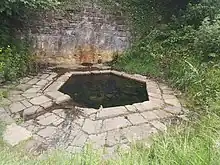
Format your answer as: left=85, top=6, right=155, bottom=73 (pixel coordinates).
left=59, top=72, right=149, bottom=108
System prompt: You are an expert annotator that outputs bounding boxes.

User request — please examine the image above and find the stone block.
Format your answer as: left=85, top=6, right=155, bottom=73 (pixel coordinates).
left=27, top=78, right=40, bottom=85
left=45, top=81, right=64, bottom=92
left=3, top=123, right=32, bottom=146
left=37, top=126, right=57, bottom=138
left=22, top=93, right=41, bottom=99
left=36, top=113, right=61, bottom=126
left=46, top=91, right=64, bottom=100
left=41, top=101, right=53, bottom=109
left=9, top=102, right=26, bottom=113
left=106, top=130, right=128, bottom=147
left=97, top=106, right=128, bottom=119
left=153, top=110, right=172, bottom=119
left=23, top=106, right=43, bottom=119
left=121, top=124, right=157, bottom=142
left=30, top=95, right=51, bottom=105
left=55, top=95, right=71, bottom=104
left=164, top=106, right=182, bottom=115
left=16, top=84, right=32, bottom=91
left=52, top=109, right=66, bottom=118
left=8, top=94, right=26, bottom=102
left=125, top=105, right=137, bottom=112
left=163, top=94, right=181, bottom=107
left=0, top=107, right=14, bottom=124
left=126, top=113, right=147, bottom=125
left=82, top=119, right=102, bottom=134
left=46, top=73, right=58, bottom=80
left=72, top=131, right=88, bottom=147
left=102, top=116, right=131, bottom=132
left=88, top=133, right=107, bottom=148
left=150, top=120, right=167, bottom=132
left=24, top=87, right=41, bottom=94
left=77, top=107, right=98, bottom=116
left=21, top=100, right=32, bottom=108
left=36, top=80, right=48, bottom=86
left=141, top=111, right=159, bottom=121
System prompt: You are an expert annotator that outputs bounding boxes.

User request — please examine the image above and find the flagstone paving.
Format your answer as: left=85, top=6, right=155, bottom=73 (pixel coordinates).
left=0, top=68, right=186, bottom=155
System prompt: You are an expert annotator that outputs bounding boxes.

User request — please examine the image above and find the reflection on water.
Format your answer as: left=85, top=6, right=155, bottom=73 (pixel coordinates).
left=59, top=73, right=149, bottom=109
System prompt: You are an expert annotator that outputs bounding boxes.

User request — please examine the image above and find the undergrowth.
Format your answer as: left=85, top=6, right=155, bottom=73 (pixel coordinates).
left=0, top=114, right=220, bottom=165
left=114, top=2, right=220, bottom=112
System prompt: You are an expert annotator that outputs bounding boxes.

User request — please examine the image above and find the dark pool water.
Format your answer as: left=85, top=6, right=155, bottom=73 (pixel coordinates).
left=59, top=73, right=149, bottom=109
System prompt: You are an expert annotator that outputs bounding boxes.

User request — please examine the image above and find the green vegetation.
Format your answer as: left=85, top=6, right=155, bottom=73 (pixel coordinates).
left=1, top=0, right=220, bottom=164
left=0, top=0, right=59, bottom=82
left=114, top=0, right=220, bottom=111
left=0, top=114, right=220, bottom=165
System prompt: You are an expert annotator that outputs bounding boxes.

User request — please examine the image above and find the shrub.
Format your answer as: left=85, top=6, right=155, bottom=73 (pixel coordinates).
left=194, top=15, right=220, bottom=62
left=114, top=2, right=220, bottom=111
left=0, top=44, right=33, bottom=81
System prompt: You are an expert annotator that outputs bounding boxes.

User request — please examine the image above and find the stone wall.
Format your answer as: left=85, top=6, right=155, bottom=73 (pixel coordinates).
left=30, top=0, right=130, bottom=65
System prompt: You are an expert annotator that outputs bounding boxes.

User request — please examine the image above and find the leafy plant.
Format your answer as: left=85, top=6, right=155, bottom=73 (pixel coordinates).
left=114, top=1, right=220, bottom=111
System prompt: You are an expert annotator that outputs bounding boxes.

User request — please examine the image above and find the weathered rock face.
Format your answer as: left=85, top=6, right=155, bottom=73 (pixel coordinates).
left=30, top=0, right=130, bottom=65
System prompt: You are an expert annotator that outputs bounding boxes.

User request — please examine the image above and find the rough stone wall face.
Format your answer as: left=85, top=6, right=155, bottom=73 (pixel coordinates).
left=31, top=1, right=130, bottom=65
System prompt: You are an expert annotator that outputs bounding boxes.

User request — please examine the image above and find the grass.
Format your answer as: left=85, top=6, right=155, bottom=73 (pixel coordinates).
left=0, top=114, right=220, bottom=165
left=113, top=53, right=161, bottom=77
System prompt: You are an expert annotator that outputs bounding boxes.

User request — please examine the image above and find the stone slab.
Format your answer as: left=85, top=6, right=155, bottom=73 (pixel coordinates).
left=41, top=101, right=53, bottom=109
left=3, top=123, right=32, bottom=146
left=73, top=118, right=85, bottom=127
left=163, top=94, right=181, bottom=107
left=52, top=109, right=66, bottom=118
left=72, top=131, right=88, bottom=147
left=88, top=133, right=107, bottom=148
left=82, top=119, right=102, bottom=134
left=37, top=126, right=57, bottom=138
left=164, top=106, right=182, bottom=115
left=36, top=113, right=61, bottom=126
left=121, top=124, right=157, bottom=142
left=97, top=106, right=128, bottom=119
left=21, top=100, right=32, bottom=108
left=102, top=116, right=131, bottom=132
left=16, top=84, right=32, bottom=91
left=55, top=95, right=71, bottom=104
left=27, top=78, right=40, bottom=85
left=24, top=87, right=41, bottom=93
left=141, top=111, right=159, bottom=121
left=126, top=113, right=147, bottom=125
left=0, top=107, right=14, bottom=124
left=30, top=95, right=51, bottom=105
left=78, top=107, right=98, bottom=116
left=153, top=110, right=173, bottom=119
left=9, top=102, right=26, bottom=113
left=8, top=94, right=26, bottom=102
left=125, top=105, right=137, bottom=112
left=150, top=121, right=167, bottom=132
left=46, top=91, right=64, bottom=100
left=106, top=130, right=128, bottom=147
left=46, top=73, right=58, bottom=80
left=23, top=106, right=43, bottom=119
left=22, top=93, right=42, bottom=99
left=134, top=100, right=163, bottom=112
left=36, top=80, right=48, bottom=86
left=45, top=82, right=64, bottom=92
left=141, top=100, right=164, bottom=111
